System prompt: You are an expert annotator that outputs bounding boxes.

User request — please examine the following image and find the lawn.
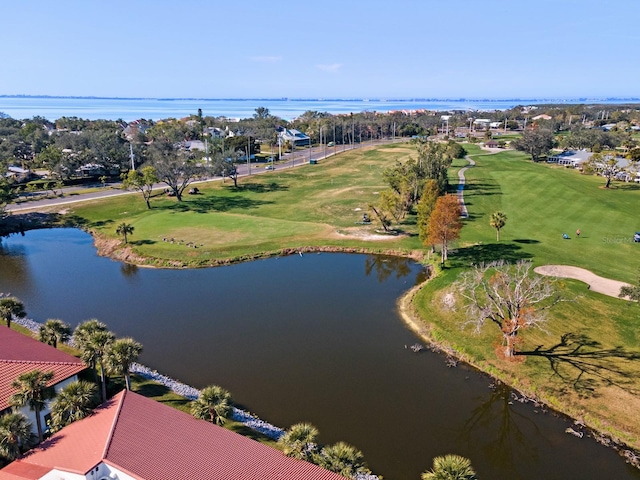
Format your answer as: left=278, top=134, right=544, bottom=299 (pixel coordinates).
left=68, top=143, right=423, bottom=267
left=58, top=142, right=640, bottom=451
left=413, top=148, right=640, bottom=451
left=457, top=149, right=640, bottom=282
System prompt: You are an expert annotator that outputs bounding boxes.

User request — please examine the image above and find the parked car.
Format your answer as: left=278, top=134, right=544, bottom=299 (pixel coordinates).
left=265, top=165, right=275, bottom=170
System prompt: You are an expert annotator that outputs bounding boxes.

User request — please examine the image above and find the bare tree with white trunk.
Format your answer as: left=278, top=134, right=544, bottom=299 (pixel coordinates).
left=457, top=260, right=559, bottom=359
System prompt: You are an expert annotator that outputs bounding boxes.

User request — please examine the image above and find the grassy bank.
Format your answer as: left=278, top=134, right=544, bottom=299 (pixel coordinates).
left=11, top=141, right=640, bottom=456
left=412, top=149, right=640, bottom=452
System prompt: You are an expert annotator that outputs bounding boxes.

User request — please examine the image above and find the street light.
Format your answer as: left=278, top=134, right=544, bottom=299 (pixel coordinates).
left=247, top=135, right=251, bottom=175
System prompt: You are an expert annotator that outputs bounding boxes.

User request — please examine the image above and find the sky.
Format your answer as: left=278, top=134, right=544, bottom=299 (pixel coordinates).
left=1, top=0, right=639, bottom=99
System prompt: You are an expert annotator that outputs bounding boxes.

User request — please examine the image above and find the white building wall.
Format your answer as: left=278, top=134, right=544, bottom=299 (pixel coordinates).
left=18, top=375, right=79, bottom=438
left=38, top=463, right=136, bottom=480
left=40, top=469, right=86, bottom=480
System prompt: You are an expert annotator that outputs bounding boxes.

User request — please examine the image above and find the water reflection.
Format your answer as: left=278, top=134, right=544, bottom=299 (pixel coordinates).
left=364, top=254, right=427, bottom=284
left=460, top=382, right=543, bottom=477
left=120, top=263, right=139, bottom=278
left=0, top=229, right=637, bottom=480
left=0, top=240, right=32, bottom=291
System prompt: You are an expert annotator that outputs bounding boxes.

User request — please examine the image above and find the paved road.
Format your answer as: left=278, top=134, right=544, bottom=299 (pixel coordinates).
left=6, top=139, right=401, bottom=213
left=457, top=156, right=475, bottom=218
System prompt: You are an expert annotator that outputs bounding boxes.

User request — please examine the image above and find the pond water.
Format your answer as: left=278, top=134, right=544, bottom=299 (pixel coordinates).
left=1, top=228, right=638, bottom=480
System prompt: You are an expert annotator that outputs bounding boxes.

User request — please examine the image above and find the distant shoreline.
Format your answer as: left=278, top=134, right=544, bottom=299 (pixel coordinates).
left=3, top=96, right=640, bottom=122
left=3, top=94, right=640, bottom=103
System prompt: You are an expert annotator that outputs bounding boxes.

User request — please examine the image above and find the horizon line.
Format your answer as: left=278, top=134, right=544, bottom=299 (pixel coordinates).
left=3, top=94, right=640, bottom=103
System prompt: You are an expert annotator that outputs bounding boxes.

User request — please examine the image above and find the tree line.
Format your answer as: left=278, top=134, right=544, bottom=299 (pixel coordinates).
left=367, top=139, right=466, bottom=266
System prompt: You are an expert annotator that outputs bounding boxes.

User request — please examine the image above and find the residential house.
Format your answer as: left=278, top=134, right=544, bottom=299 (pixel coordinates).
left=546, top=149, right=592, bottom=167
left=122, top=121, right=150, bottom=141
left=277, top=127, right=310, bottom=147
left=484, top=139, right=499, bottom=148
left=203, top=126, right=226, bottom=139
left=473, top=119, right=491, bottom=128
left=5, top=167, right=35, bottom=183
left=0, top=389, right=347, bottom=480
left=0, top=326, right=86, bottom=436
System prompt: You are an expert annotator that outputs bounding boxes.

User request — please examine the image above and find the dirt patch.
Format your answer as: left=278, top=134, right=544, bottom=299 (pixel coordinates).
left=93, top=234, right=149, bottom=266
left=334, top=227, right=406, bottom=241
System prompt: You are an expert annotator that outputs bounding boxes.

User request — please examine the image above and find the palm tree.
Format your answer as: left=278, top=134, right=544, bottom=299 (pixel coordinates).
left=278, top=422, right=319, bottom=460
left=107, top=337, right=143, bottom=390
left=0, top=412, right=34, bottom=461
left=421, top=454, right=477, bottom=480
left=73, top=320, right=114, bottom=403
left=116, top=222, right=134, bottom=244
left=89, top=330, right=114, bottom=403
left=73, top=319, right=105, bottom=381
left=38, top=318, right=71, bottom=348
left=0, top=296, right=26, bottom=329
left=10, top=370, right=55, bottom=443
left=49, top=380, right=97, bottom=432
left=313, top=442, right=370, bottom=479
left=191, top=385, right=233, bottom=426
left=489, top=211, right=507, bottom=241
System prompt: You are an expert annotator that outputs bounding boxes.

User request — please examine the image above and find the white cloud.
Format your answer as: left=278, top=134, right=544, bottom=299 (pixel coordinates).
left=249, top=56, right=282, bottom=63
left=316, top=63, right=342, bottom=73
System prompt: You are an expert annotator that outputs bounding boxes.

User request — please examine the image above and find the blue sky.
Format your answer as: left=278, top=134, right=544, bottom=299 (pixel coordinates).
left=1, top=0, right=639, bottom=99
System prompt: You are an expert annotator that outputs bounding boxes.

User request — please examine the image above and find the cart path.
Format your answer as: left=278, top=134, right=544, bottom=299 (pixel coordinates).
left=534, top=265, right=632, bottom=298
left=457, top=156, right=475, bottom=218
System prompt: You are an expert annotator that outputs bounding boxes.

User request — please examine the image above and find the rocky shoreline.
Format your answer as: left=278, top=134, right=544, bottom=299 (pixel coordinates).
left=12, top=317, right=285, bottom=439
left=11, top=317, right=380, bottom=479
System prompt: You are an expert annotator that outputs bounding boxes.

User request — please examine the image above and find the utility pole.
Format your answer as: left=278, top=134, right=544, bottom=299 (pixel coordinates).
left=129, top=143, right=135, bottom=171
left=247, top=135, right=251, bottom=175
left=322, top=126, right=326, bottom=159
left=351, top=113, right=354, bottom=148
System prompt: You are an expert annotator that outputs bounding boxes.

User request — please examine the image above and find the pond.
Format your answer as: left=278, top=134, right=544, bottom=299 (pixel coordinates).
left=1, top=228, right=637, bottom=480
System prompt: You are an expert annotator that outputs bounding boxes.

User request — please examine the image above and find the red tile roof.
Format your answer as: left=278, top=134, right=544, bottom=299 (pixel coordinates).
left=0, top=392, right=120, bottom=478
left=1, top=390, right=348, bottom=480
left=0, top=326, right=86, bottom=411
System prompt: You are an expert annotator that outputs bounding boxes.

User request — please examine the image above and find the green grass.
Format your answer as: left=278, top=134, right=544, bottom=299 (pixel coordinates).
left=412, top=148, right=640, bottom=450
left=6, top=326, right=279, bottom=448
left=414, top=267, right=640, bottom=448
left=44, top=142, right=640, bottom=450
left=128, top=375, right=278, bottom=447
left=457, top=149, right=640, bottom=282
left=68, top=143, right=423, bottom=267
